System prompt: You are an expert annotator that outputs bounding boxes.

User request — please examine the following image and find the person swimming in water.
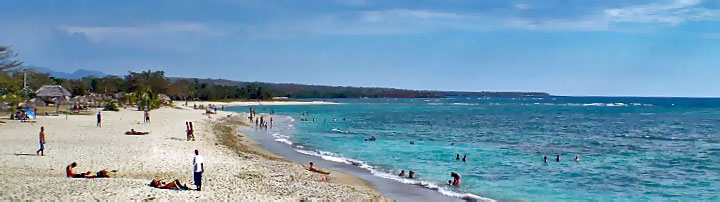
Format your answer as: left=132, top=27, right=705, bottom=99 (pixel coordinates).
left=449, top=172, right=461, bottom=187
left=556, top=154, right=561, bottom=162
left=575, top=155, right=580, bottom=162
left=409, top=141, right=415, bottom=145
left=544, top=155, right=548, bottom=163
left=398, top=170, right=405, bottom=177
left=462, top=155, right=466, bottom=162
left=456, top=154, right=460, bottom=160
left=408, top=171, right=415, bottom=178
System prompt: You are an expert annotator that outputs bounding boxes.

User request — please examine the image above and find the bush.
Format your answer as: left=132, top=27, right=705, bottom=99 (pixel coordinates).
left=103, top=101, right=119, bottom=111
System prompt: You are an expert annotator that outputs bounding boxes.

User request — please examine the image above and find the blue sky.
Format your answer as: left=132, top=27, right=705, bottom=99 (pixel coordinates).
left=2, top=0, right=720, bottom=97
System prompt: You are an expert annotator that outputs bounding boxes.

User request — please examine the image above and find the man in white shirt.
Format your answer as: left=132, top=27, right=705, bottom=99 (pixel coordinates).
left=193, top=149, right=204, bottom=191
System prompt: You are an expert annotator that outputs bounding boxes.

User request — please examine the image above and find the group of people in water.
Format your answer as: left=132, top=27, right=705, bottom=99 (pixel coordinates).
left=543, top=154, right=581, bottom=163
left=456, top=154, right=467, bottom=162
left=248, top=107, right=273, bottom=130
left=398, top=170, right=416, bottom=178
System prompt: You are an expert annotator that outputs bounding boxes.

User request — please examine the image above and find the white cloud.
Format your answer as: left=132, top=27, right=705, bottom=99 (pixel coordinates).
left=602, top=0, right=717, bottom=25
left=61, top=23, right=222, bottom=42
left=59, top=0, right=720, bottom=41
left=514, top=4, right=531, bottom=10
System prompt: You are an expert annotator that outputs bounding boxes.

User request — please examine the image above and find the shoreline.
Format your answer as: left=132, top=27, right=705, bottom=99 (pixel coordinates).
left=236, top=112, right=482, bottom=201
left=210, top=112, right=383, bottom=195
left=0, top=105, right=383, bottom=200
left=183, top=100, right=339, bottom=108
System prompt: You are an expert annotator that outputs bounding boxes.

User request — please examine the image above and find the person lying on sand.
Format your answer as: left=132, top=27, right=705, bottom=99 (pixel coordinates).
left=125, top=129, right=150, bottom=135
left=66, top=162, right=112, bottom=179
left=150, top=179, right=189, bottom=190
left=306, top=162, right=330, bottom=175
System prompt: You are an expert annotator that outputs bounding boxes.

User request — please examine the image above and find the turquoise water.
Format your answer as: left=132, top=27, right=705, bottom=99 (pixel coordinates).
left=230, top=97, right=720, bottom=201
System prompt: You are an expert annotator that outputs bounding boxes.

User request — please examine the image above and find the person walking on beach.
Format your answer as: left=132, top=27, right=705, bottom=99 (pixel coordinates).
left=186, top=122, right=191, bottom=141
left=36, top=127, right=45, bottom=156
left=96, top=112, right=102, bottom=127
left=193, top=149, right=204, bottom=191
left=190, top=122, right=195, bottom=141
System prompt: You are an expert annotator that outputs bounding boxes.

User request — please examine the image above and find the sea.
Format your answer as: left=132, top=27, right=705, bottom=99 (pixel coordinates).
left=228, top=96, right=720, bottom=201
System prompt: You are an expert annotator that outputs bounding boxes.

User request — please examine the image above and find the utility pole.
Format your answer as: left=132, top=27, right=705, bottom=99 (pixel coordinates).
left=22, top=68, right=30, bottom=99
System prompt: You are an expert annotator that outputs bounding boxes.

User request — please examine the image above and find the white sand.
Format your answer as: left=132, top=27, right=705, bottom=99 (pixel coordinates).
left=0, top=105, right=384, bottom=200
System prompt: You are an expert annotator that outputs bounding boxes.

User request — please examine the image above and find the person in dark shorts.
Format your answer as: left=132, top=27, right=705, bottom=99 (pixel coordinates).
left=96, top=112, right=102, bottom=127
left=193, top=149, right=204, bottom=191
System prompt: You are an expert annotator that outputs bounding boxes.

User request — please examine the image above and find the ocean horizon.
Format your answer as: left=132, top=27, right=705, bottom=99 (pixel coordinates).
left=231, top=96, right=720, bottom=201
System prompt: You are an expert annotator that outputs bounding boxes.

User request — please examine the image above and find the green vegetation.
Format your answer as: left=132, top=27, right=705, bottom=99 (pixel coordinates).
left=1, top=45, right=550, bottom=111
left=103, top=100, right=119, bottom=111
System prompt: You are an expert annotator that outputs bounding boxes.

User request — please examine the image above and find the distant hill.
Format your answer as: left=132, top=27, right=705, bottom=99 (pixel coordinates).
left=29, top=67, right=106, bottom=79
left=168, top=77, right=551, bottom=98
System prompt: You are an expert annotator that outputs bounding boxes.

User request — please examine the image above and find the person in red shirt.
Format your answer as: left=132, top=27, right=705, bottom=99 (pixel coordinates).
left=66, top=162, right=90, bottom=178
left=36, top=127, right=45, bottom=156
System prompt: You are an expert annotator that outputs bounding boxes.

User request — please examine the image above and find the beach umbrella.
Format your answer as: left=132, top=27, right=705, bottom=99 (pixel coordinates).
left=18, top=100, right=36, bottom=108
left=35, top=85, right=72, bottom=115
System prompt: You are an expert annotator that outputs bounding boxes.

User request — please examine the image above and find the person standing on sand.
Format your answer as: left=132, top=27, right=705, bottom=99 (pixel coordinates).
left=36, top=127, right=46, bottom=156
left=193, top=149, right=204, bottom=191
left=145, top=111, right=151, bottom=123
left=96, top=112, right=101, bottom=127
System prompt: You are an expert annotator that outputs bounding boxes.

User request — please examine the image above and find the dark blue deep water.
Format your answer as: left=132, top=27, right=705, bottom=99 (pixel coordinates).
left=229, top=97, right=720, bottom=201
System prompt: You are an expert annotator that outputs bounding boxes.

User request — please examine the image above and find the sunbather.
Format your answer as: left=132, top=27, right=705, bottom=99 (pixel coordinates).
left=150, top=179, right=189, bottom=190
left=125, top=129, right=149, bottom=135
left=306, top=162, right=330, bottom=175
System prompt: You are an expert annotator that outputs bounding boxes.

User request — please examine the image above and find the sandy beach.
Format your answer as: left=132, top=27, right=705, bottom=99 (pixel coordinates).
left=0, top=104, right=384, bottom=200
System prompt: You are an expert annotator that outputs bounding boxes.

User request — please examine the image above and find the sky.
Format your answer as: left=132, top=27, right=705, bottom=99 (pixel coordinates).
left=1, top=0, right=720, bottom=97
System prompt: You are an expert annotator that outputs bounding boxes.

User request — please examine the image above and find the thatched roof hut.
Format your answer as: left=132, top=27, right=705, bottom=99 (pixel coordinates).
left=35, top=85, right=72, bottom=98
left=35, top=85, right=72, bottom=115
left=30, top=98, right=46, bottom=107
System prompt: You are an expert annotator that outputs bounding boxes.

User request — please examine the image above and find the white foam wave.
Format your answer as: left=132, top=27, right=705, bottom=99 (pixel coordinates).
left=293, top=148, right=494, bottom=201
left=451, top=103, right=477, bottom=106
left=274, top=138, right=293, bottom=145
left=331, top=128, right=350, bottom=133
left=582, top=103, right=627, bottom=107
left=271, top=133, right=293, bottom=145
